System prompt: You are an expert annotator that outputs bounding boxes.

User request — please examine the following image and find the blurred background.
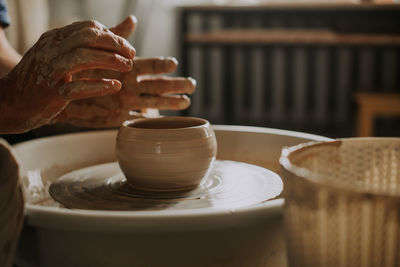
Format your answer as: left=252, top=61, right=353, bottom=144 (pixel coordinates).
left=4, top=0, right=400, bottom=142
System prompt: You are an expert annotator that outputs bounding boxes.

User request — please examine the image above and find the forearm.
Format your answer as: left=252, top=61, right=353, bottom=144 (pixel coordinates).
left=0, top=28, right=29, bottom=133
left=0, top=28, right=21, bottom=77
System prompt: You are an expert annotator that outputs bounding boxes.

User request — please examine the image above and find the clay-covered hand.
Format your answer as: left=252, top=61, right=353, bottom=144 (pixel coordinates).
left=54, top=16, right=196, bottom=128
left=0, top=19, right=135, bottom=134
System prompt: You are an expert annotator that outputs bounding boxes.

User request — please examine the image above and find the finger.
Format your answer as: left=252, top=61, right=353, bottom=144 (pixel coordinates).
left=110, top=15, right=137, bottom=39
left=58, top=79, right=122, bottom=100
left=138, top=77, right=196, bottom=95
left=54, top=48, right=132, bottom=78
left=72, top=69, right=120, bottom=81
left=42, top=20, right=107, bottom=40
left=134, top=57, right=178, bottom=75
left=132, top=95, right=191, bottom=110
left=60, top=27, right=136, bottom=59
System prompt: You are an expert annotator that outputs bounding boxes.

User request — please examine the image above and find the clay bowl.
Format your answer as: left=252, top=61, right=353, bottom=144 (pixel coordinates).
left=116, top=117, right=217, bottom=191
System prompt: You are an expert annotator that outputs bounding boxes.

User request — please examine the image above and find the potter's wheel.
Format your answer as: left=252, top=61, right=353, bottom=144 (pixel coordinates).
left=14, top=127, right=330, bottom=267
left=49, top=160, right=282, bottom=211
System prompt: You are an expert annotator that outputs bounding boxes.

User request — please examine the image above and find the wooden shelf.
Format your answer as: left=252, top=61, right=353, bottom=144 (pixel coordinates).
left=185, top=30, right=400, bottom=45
left=179, top=2, right=400, bottom=11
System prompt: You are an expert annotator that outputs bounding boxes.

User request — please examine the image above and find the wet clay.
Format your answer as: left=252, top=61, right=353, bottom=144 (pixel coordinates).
left=116, top=117, right=217, bottom=191
left=49, top=160, right=283, bottom=211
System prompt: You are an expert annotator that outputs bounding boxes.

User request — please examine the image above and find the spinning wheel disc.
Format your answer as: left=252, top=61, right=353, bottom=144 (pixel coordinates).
left=49, top=160, right=282, bottom=211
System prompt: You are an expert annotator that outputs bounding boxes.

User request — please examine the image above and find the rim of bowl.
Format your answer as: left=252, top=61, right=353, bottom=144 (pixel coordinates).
left=280, top=137, right=400, bottom=198
left=122, top=116, right=209, bottom=131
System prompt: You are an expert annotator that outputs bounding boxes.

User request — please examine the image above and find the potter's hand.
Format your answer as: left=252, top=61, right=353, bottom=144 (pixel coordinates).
left=0, top=19, right=135, bottom=134
left=54, top=16, right=196, bottom=128
left=55, top=57, right=196, bottom=128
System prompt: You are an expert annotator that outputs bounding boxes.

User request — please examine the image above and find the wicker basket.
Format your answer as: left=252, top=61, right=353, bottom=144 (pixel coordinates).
left=280, top=138, right=400, bottom=267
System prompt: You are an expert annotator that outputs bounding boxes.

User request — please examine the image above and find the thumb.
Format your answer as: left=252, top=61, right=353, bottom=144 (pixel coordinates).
left=110, top=15, right=137, bottom=39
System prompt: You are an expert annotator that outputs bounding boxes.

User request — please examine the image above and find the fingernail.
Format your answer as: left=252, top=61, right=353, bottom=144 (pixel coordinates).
left=107, top=80, right=116, bottom=88
left=181, top=95, right=191, bottom=109
left=130, top=47, right=136, bottom=58
left=167, top=57, right=178, bottom=66
left=121, top=57, right=133, bottom=68
left=130, top=15, right=137, bottom=24
left=108, top=80, right=122, bottom=90
left=188, top=77, right=197, bottom=87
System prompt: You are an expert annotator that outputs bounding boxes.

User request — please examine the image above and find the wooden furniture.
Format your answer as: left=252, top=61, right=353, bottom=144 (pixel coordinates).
left=186, top=30, right=400, bottom=45
left=179, top=3, right=400, bottom=138
left=356, top=92, right=400, bottom=136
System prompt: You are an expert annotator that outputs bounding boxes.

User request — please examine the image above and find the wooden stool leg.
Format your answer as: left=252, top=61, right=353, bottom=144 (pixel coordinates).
left=357, top=107, right=374, bottom=137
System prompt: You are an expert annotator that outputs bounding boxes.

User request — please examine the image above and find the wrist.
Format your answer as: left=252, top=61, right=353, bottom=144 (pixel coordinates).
left=0, top=73, right=30, bottom=133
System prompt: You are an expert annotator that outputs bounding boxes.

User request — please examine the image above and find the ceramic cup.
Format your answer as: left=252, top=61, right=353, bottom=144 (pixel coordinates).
left=116, top=117, right=217, bottom=191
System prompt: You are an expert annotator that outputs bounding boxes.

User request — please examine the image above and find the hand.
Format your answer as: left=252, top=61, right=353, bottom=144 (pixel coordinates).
left=54, top=16, right=196, bottom=128
left=0, top=19, right=136, bottom=133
